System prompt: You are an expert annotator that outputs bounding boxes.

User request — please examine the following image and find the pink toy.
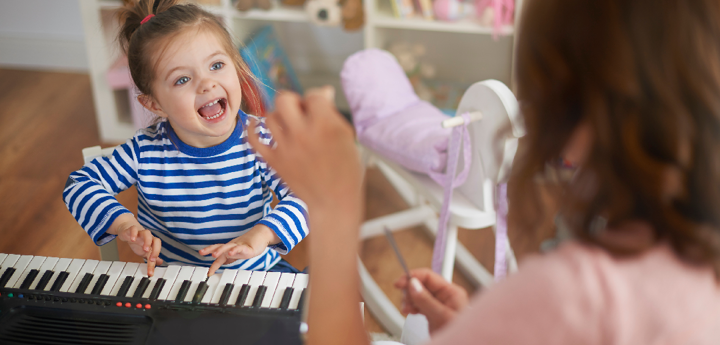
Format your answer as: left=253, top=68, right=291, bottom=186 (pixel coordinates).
left=434, top=0, right=514, bottom=38
left=105, top=56, right=154, bottom=130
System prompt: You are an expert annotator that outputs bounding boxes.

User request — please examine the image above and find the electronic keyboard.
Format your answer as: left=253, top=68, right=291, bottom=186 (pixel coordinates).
left=0, top=253, right=308, bottom=345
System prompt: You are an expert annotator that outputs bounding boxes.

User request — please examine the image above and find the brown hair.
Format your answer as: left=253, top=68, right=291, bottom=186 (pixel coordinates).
left=511, top=0, right=720, bottom=275
left=117, top=0, right=264, bottom=116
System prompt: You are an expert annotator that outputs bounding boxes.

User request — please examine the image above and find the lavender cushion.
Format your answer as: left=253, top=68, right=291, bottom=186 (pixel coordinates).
left=341, top=49, right=451, bottom=174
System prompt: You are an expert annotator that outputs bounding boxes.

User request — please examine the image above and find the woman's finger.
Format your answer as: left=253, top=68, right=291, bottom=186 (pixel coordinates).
left=273, top=91, right=305, bottom=134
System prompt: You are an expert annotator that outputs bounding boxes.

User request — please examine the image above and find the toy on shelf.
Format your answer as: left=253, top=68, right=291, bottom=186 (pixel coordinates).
left=105, top=55, right=154, bottom=130
left=305, top=0, right=364, bottom=30
left=432, top=0, right=475, bottom=22
left=234, top=0, right=272, bottom=12
left=433, top=0, right=514, bottom=37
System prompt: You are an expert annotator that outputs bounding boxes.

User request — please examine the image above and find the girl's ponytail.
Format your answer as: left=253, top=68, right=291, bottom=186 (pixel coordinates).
left=117, top=0, right=179, bottom=54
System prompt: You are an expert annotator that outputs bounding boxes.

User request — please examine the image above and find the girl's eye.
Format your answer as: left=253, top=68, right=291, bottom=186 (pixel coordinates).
left=211, top=62, right=224, bottom=71
left=175, top=76, right=190, bottom=85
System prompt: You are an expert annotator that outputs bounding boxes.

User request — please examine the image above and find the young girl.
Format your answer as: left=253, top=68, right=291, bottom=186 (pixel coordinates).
left=63, top=0, right=308, bottom=277
left=247, top=0, right=720, bottom=343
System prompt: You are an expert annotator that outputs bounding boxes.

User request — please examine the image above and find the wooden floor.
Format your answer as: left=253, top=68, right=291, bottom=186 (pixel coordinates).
left=0, top=68, right=555, bottom=335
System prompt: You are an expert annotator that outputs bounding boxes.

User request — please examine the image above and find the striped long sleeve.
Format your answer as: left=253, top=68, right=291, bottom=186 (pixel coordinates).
left=62, top=111, right=309, bottom=271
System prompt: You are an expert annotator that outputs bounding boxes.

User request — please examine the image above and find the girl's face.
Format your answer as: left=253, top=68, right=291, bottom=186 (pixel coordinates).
left=142, top=28, right=242, bottom=148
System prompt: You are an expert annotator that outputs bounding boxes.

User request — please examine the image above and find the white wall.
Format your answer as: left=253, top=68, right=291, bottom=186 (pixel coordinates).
left=0, top=0, right=88, bottom=71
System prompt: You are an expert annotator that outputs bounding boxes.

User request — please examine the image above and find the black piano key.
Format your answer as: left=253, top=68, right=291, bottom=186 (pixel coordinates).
left=252, top=286, right=267, bottom=308
left=74, top=273, right=94, bottom=294
left=279, top=287, right=294, bottom=310
left=133, top=277, right=151, bottom=299
left=175, top=280, right=191, bottom=302
left=116, top=276, right=134, bottom=298
left=0, top=268, right=16, bottom=288
left=192, top=281, right=209, bottom=303
left=148, top=279, right=166, bottom=300
left=218, top=283, right=233, bottom=306
left=50, top=271, right=69, bottom=292
left=297, top=289, right=307, bottom=310
left=19, top=269, right=40, bottom=289
left=34, top=270, right=54, bottom=290
left=234, top=284, right=250, bottom=306
left=91, top=274, right=109, bottom=295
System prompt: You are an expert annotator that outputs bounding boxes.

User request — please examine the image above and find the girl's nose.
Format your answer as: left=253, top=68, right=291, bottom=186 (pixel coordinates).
left=198, top=78, right=217, bottom=93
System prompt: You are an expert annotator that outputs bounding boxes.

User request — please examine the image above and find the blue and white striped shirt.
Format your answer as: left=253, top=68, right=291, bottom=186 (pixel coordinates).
left=63, top=111, right=309, bottom=271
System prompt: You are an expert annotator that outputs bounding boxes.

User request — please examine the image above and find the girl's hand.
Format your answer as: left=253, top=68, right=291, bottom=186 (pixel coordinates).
left=200, top=224, right=281, bottom=276
left=394, top=268, right=469, bottom=333
left=116, top=222, right=163, bottom=277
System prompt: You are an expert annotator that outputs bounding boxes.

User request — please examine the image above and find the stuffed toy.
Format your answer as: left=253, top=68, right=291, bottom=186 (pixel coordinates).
left=304, top=0, right=364, bottom=30
left=235, top=0, right=272, bottom=12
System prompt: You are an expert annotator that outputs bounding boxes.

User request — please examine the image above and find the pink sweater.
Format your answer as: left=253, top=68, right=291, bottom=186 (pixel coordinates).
left=428, top=241, right=720, bottom=344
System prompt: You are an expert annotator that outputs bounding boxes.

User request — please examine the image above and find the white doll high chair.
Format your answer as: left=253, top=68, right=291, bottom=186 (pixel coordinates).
left=342, top=49, right=525, bottom=338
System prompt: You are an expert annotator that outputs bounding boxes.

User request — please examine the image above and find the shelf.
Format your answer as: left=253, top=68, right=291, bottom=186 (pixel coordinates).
left=373, top=13, right=513, bottom=35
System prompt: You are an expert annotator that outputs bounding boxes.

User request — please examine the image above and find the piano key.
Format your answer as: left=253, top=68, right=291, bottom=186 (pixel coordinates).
left=34, top=270, right=55, bottom=291
left=156, top=265, right=182, bottom=300
left=218, top=283, right=234, bottom=306
left=4, top=255, right=33, bottom=289
left=116, top=276, right=134, bottom=297
left=252, top=286, right=267, bottom=307
left=85, top=261, right=112, bottom=295
left=59, top=259, right=90, bottom=293
left=126, top=265, right=149, bottom=298
left=142, top=267, right=167, bottom=299
left=227, top=270, right=252, bottom=306
left=210, top=269, right=238, bottom=304
left=200, top=273, right=221, bottom=304
left=65, top=259, right=98, bottom=293
left=165, top=266, right=194, bottom=301
left=133, top=277, right=151, bottom=299
left=0, top=253, right=8, bottom=267
left=13, top=256, right=46, bottom=289
left=109, top=262, right=139, bottom=296
left=234, top=284, right=251, bottom=306
left=174, top=280, right=191, bottom=302
left=183, top=267, right=209, bottom=303
left=29, top=257, right=58, bottom=290
left=278, top=287, right=294, bottom=310
left=270, top=273, right=297, bottom=309
left=100, top=261, right=127, bottom=296
left=0, top=254, right=20, bottom=283
left=297, top=289, right=307, bottom=310
left=148, top=278, right=166, bottom=300
left=288, top=273, right=309, bottom=310
left=43, top=258, right=72, bottom=292
left=0, top=268, right=16, bottom=288
left=192, top=281, right=209, bottom=303
left=74, top=273, right=94, bottom=293
left=242, top=271, right=267, bottom=307
left=50, top=272, right=70, bottom=292
left=260, top=272, right=281, bottom=308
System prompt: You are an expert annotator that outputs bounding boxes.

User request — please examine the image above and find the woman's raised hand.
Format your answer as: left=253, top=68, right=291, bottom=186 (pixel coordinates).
left=395, top=268, right=469, bottom=334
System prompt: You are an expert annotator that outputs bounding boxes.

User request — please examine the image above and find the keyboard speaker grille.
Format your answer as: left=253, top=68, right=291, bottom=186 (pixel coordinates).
left=0, top=306, right=151, bottom=344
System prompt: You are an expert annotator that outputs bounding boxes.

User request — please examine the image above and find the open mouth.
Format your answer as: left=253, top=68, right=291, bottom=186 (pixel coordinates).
left=197, top=98, right=227, bottom=120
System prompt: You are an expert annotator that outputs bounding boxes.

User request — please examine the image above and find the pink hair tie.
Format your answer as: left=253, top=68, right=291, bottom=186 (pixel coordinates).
left=141, top=14, right=155, bottom=25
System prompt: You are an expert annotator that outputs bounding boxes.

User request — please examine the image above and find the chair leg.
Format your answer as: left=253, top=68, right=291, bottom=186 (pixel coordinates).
left=440, top=225, right=458, bottom=282
left=358, top=259, right=405, bottom=338
left=99, top=239, right=120, bottom=261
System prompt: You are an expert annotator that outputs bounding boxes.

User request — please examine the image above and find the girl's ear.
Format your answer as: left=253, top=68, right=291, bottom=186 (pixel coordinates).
left=138, top=94, right=169, bottom=119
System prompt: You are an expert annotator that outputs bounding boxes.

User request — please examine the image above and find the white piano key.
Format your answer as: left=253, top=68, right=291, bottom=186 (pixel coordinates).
left=157, top=265, right=182, bottom=300
left=0, top=254, right=20, bottom=280
left=0, top=253, right=9, bottom=266
left=288, top=273, right=309, bottom=309
left=270, top=273, right=297, bottom=308
left=210, top=269, right=239, bottom=304
left=66, top=259, right=98, bottom=293
left=29, top=257, right=59, bottom=290
left=243, top=271, right=267, bottom=307
left=201, top=273, right=221, bottom=304
left=11, top=256, right=46, bottom=289
left=61, top=259, right=95, bottom=293
left=142, top=267, right=167, bottom=299
left=126, top=265, right=148, bottom=298
left=100, top=261, right=127, bottom=296
left=85, top=261, right=112, bottom=294
left=166, top=266, right=195, bottom=301
left=228, top=269, right=252, bottom=305
left=6, top=255, right=34, bottom=288
left=260, top=272, right=282, bottom=308
left=44, top=258, right=72, bottom=292
left=109, top=262, right=140, bottom=296
left=184, top=267, right=209, bottom=303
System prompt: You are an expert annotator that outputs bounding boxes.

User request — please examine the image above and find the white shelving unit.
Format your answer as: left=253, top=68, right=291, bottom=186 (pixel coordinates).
left=79, top=0, right=521, bottom=142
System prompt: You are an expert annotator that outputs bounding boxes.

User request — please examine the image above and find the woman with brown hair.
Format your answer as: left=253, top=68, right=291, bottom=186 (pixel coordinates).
left=247, top=0, right=720, bottom=343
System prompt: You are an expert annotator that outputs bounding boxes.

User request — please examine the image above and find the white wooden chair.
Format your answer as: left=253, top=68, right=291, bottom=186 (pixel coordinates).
left=358, top=80, right=525, bottom=337
left=81, top=145, right=122, bottom=262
